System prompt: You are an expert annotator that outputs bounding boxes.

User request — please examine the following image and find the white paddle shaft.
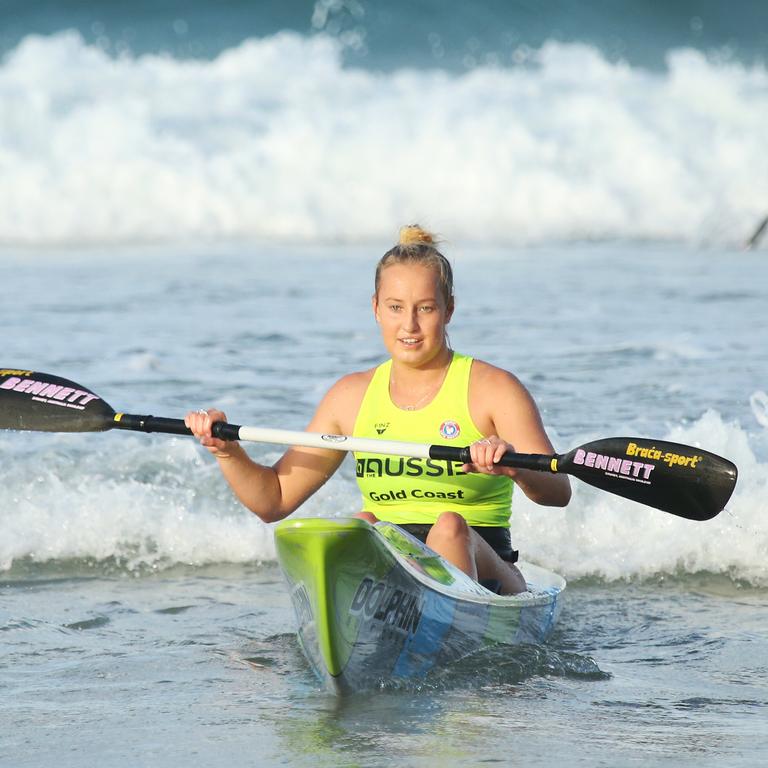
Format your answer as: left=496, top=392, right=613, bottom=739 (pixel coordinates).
left=237, top=426, right=434, bottom=459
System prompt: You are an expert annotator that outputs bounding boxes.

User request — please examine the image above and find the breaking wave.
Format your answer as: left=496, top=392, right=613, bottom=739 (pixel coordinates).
left=1, top=32, right=766, bottom=247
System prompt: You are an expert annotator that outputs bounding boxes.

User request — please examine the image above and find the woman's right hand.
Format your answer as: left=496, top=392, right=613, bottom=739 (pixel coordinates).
left=184, top=408, right=238, bottom=459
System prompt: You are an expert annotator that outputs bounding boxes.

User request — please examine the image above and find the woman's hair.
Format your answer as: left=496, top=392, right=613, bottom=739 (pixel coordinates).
left=374, top=225, right=454, bottom=306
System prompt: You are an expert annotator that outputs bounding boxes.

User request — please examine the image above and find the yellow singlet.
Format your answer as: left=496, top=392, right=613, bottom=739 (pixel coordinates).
left=352, top=352, right=513, bottom=526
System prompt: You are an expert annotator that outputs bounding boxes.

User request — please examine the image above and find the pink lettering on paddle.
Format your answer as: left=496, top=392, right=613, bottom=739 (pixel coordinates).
left=573, top=448, right=654, bottom=480
left=1, top=377, right=99, bottom=406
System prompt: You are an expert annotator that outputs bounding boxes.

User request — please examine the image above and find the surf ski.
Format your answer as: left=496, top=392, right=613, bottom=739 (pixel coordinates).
left=275, top=517, right=565, bottom=693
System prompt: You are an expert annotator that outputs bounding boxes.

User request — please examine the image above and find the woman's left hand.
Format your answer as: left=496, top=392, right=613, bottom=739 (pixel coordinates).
left=462, top=435, right=516, bottom=476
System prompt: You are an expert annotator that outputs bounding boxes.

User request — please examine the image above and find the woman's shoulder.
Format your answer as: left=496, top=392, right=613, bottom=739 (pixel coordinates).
left=328, top=367, right=378, bottom=397
left=314, top=365, right=379, bottom=433
left=468, top=357, right=527, bottom=394
left=467, top=357, right=545, bottom=439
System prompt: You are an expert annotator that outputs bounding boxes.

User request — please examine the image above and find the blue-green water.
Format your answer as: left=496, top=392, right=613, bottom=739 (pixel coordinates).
left=2, top=0, right=766, bottom=68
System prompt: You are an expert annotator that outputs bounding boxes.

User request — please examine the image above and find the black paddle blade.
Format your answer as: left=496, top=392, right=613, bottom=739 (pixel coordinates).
left=558, top=437, right=738, bottom=521
left=0, top=369, right=116, bottom=432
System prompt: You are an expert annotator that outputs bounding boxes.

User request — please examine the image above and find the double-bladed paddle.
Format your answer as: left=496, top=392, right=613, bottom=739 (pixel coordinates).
left=0, top=368, right=738, bottom=521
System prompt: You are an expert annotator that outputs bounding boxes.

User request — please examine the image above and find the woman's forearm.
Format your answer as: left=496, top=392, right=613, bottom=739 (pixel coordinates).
left=514, top=468, right=572, bottom=507
left=215, top=443, right=288, bottom=523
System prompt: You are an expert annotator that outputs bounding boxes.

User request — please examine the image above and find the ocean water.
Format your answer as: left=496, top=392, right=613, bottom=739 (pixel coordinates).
left=1, top=2, right=768, bottom=767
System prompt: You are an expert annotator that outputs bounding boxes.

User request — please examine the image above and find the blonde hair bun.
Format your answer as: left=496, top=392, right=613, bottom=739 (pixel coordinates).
left=398, top=224, right=439, bottom=247
left=375, top=224, right=453, bottom=306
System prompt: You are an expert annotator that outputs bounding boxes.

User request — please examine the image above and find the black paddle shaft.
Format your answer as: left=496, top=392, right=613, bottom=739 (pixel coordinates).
left=113, top=413, right=241, bottom=441
left=430, top=444, right=553, bottom=471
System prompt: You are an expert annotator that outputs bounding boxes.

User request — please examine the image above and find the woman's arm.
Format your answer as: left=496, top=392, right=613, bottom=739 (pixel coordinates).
left=185, top=372, right=369, bottom=522
left=467, top=361, right=572, bottom=507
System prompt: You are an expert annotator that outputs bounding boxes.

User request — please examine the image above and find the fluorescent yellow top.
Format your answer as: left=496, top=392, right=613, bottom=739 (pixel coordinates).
left=352, top=352, right=513, bottom=526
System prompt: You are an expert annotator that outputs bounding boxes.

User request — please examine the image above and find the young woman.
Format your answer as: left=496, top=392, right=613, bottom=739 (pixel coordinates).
left=185, top=226, right=570, bottom=594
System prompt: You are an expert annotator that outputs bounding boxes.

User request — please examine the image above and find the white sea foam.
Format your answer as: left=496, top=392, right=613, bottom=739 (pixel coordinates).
left=750, top=390, right=768, bottom=428
left=1, top=32, right=766, bottom=247
left=0, top=435, right=278, bottom=571
left=1, top=412, right=765, bottom=585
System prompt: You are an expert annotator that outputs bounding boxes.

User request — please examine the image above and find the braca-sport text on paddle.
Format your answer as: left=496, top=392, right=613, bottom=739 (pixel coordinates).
left=0, top=368, right=738, bottom=521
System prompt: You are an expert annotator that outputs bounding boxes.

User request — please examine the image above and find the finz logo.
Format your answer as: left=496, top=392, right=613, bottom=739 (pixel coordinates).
left=439, top=420, right=461, bottom=439
left=375, top=422, right=389, bottom=435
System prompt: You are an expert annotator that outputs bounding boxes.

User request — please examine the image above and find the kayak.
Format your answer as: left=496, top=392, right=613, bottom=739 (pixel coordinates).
left=274, top=517, right=565, bottom=693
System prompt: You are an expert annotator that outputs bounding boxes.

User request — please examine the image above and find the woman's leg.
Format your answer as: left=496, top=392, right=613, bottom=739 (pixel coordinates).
left=471, top=534, right=527, bottom=594
left=424, top=511, right=477, bottom=579
left=426, top=512, right=526, bottom=594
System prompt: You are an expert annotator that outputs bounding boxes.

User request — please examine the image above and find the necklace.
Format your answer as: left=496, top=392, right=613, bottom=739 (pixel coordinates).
left=390, top=363, right=450, bottom=411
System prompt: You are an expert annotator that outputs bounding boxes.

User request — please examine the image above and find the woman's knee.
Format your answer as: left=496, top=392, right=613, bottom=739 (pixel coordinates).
left=428, top=511, right=471, bottom=545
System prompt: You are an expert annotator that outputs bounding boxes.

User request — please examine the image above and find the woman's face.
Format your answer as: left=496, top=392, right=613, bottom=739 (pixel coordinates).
left=373, top=262, right=453, bottom=367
